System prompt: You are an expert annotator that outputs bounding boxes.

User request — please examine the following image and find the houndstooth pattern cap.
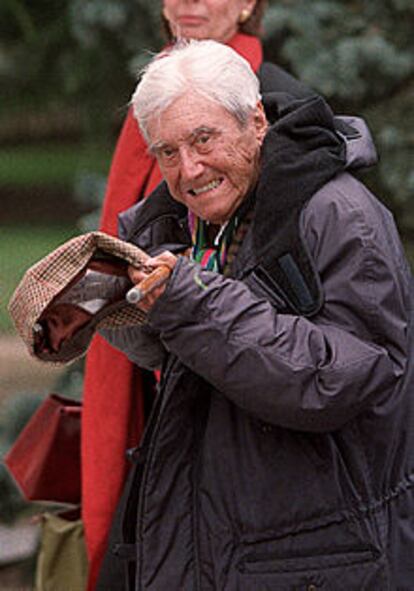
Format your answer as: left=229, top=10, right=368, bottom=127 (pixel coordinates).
left=8, top=232, right=149, bottom=364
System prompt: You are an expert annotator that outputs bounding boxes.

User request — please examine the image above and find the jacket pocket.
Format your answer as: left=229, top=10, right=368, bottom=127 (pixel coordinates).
left=239, top=548, right=375, bottom=574
left=235, top=548, right=388, bottom=590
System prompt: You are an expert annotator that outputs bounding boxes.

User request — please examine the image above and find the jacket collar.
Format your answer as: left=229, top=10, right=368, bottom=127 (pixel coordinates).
left=253, top=92, right=346, bottom=257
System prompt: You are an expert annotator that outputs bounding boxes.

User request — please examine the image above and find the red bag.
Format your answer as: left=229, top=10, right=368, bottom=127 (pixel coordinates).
left=4, top=394, right=81, bottom=504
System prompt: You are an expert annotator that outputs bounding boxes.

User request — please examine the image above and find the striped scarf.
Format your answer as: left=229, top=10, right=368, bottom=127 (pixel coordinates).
left=188, top=211, right=239, bottom=273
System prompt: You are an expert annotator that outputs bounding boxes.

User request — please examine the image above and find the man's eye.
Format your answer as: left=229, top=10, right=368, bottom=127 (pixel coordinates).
left=162, top=147, right=176, bottom=158
left=195, top=134, right=214, bottom=152
left=197, top=134, right=211, bottom=145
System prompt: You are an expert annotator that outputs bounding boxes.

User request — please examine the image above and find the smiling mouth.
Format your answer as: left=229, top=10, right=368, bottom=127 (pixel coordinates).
left=188, top=179, right=223, bottom=197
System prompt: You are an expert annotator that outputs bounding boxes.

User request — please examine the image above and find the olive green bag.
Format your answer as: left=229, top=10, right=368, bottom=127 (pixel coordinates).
left=34, top=509, right=88, bottom=591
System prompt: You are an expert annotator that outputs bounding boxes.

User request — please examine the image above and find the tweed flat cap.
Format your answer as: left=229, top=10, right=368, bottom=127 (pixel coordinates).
left=8, top=231, right=151, bottom=364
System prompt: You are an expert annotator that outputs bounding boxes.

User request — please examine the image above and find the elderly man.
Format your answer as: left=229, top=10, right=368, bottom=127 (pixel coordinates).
left=97, top=41, right=414, bottom=590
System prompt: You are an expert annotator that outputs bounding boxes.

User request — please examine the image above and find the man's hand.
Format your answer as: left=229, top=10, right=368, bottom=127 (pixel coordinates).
left=128, top=251, right=177, bottom=312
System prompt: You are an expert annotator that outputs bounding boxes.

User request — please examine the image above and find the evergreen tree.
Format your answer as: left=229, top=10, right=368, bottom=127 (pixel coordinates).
left=262, top=0, right=414, bottom=228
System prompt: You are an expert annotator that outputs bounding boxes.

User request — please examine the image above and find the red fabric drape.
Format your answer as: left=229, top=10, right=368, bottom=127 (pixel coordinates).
left=82, top=33, right=263, bottom=591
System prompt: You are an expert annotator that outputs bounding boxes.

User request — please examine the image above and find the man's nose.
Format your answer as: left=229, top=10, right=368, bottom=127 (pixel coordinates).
left=179, top=146, right=204, bottom=180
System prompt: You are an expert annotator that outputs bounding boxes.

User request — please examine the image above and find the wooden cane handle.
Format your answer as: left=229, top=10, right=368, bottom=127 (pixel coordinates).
left=126, top=265, right=171, bottom=304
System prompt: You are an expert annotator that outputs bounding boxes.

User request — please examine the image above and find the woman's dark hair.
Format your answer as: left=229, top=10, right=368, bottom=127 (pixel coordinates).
left=161, top=0, right=268, bottom=41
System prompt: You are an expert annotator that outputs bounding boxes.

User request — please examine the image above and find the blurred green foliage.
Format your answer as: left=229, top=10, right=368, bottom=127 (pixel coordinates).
left=0, top=0, right=161, bottom=137
left=0, top=143, right=111, bottom=186
left=262, top=0, right=414, bottom=226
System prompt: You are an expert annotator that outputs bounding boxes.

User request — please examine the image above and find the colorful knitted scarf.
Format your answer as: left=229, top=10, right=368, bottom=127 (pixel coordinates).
left=188, top=211, right=239, bottom=273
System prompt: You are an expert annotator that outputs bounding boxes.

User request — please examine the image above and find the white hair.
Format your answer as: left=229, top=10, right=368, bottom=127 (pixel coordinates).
left=131, top=40, right=261, bottom=142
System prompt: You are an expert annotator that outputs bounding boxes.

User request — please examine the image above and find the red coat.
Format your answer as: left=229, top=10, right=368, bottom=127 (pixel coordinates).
left=82, top=33, right=263, bottom=590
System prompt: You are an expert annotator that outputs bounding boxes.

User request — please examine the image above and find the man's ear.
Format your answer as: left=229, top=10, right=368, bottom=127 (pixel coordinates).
left=254, top=101, right=268, bottom=145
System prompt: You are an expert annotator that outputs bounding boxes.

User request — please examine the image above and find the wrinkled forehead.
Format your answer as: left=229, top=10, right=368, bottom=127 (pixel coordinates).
left=146, top=91, right=243, bottom=145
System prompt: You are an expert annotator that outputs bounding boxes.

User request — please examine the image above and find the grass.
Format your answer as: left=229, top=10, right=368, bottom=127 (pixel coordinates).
left=0, top=140, right=111, bottom=332
left=0, top=143, right=111, bottom=187
left=0, top=225, right=76, bottom=332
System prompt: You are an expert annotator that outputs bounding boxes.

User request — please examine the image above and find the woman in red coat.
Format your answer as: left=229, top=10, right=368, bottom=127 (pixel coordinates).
left=81, top=2, right=311, bottom=588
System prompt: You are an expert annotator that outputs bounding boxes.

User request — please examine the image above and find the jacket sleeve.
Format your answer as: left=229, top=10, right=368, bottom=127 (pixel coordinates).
left=98, top=324, right=166, bottom=371
left=148, top=177, right=411, bottom=432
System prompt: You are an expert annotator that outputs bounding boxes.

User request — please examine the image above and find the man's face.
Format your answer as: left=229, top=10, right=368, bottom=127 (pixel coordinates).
left=147, top=92, right=267, bottom=225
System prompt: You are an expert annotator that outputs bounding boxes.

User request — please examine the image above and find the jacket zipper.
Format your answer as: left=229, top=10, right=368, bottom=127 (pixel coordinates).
left=192, top=435, right=202, bottom=591
left=191, top=379, right=210, bottom=591
left=134, top=355, right=179, bottom=589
